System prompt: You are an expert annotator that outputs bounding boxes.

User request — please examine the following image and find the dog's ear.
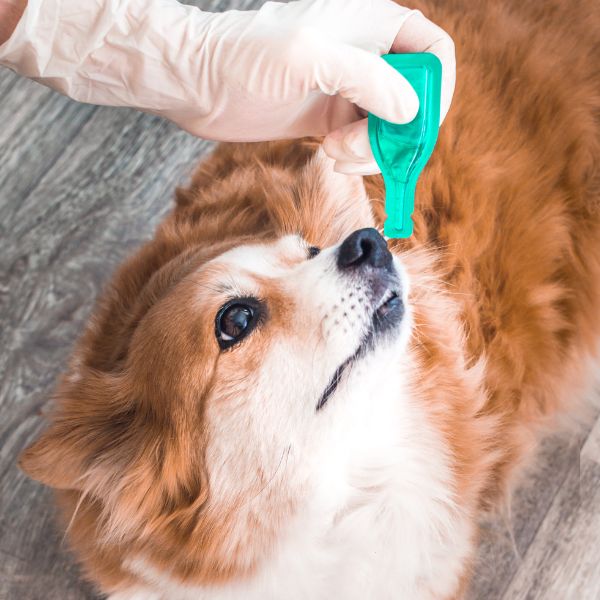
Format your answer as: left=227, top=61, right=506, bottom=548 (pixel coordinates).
left=19, top=423, right=87, bottom=490
left=19, top=370, right=130, bottom=491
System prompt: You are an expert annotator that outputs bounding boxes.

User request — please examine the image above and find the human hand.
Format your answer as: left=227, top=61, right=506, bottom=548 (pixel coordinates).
left=0, top=0, right=455, bottom=176
left=201, top=0, right=456, bottom=175
left=322, top=8, right=456, bottom=174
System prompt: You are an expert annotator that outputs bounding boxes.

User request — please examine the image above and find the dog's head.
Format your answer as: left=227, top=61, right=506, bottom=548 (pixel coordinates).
left=20, top=145, right=486, bottom=587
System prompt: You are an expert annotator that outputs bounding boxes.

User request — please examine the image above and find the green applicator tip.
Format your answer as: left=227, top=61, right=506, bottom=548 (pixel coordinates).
left=368, top=53, right=442, bottom=238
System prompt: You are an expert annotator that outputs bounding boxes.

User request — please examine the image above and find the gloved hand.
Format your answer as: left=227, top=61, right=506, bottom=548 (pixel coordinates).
left=0, top=0, right=455, bottom=175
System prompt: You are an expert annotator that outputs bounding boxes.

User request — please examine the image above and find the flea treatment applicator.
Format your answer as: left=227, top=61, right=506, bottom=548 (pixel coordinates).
left=368, top=53, right=442, bottom=238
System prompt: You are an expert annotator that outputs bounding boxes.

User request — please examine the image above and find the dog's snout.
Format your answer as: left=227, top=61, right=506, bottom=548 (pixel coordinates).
left=337, top=228, right=392, bottom=271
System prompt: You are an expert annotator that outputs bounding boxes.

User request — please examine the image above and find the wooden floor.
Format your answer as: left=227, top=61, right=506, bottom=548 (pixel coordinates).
left=1, top=2, right=599, bottom=598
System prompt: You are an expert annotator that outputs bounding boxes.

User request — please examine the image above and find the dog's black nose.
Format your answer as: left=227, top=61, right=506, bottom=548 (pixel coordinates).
left=337, top=228, right=392, bottom=271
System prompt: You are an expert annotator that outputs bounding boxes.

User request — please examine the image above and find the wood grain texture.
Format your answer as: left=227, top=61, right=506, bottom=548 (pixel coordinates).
left=501, top=457, right=600, bottom=600
left=582, top=415, right=600, bottom=466
left=467, top=409, right=600, bottom=600
left=0, top=0, right=599, bottom=598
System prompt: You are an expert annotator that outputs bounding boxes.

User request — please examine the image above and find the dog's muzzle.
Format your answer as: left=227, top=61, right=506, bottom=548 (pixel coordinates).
left=336, top=228, right=404, bottom=334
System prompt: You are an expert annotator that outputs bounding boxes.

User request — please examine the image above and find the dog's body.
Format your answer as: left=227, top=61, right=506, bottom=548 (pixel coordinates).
left=20, top=0, right=600, bottom=598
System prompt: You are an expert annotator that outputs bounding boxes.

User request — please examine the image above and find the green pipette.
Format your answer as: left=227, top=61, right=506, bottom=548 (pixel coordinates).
left=368, top=53, right=442, bottom=238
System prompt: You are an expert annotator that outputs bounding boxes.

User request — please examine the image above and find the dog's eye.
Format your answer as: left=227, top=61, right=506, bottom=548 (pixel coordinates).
left=215, top=299, right=260, bottom=349
left=307, top=246, right=321, bottom=259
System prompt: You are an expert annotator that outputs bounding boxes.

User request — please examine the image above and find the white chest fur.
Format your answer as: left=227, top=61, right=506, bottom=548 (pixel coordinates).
left=117, top=366, right=472, bottom=600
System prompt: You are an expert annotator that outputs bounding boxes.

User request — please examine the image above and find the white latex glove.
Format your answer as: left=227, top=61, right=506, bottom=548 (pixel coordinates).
left=0, top=0, right=455, bottom=175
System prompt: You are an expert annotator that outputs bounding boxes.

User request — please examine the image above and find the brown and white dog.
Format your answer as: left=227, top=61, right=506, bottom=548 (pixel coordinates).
left=19, top=0, right=600, bottom=598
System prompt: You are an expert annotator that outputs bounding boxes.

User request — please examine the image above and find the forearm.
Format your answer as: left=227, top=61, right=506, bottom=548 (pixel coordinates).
left=0, top=0, right=222, bottom=113
left=0, top=0, right=454, bottom=170
left=0, top=0, right=27, bottom=45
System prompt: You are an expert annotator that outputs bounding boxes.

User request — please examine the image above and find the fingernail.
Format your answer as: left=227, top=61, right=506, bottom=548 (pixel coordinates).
left=334, top=160, right=381, bottom=176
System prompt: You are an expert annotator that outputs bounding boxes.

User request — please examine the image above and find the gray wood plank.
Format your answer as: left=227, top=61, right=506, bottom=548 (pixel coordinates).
left=0, top=78, right=97, bottom=232
left=582, top=415, right=600, bottom=466
left=466, top=431, right=587, bottom=600
left=501, top=457, right=600, bottom=600
left=0, top=68, right=20, bottom=102
left=467, top=382, right=600, bottom=600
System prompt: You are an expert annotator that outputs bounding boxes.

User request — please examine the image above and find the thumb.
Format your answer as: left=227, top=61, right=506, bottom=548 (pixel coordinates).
left=323, top=118, right=373, bottom=161
left=312, top=38, right=419, bottom=124
left=322, top=119, right=382, bottom=175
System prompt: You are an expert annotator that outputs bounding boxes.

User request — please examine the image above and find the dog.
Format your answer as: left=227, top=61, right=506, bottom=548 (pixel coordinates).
left=19, top=0, right=600, bottom=598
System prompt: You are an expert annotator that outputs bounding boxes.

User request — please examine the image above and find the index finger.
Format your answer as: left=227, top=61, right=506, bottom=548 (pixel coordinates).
left=391, top=11, right=456, bottom=123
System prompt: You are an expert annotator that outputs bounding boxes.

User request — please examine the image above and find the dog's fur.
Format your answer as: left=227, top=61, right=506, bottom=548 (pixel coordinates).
left=19, top=0, right=600, bottom=598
